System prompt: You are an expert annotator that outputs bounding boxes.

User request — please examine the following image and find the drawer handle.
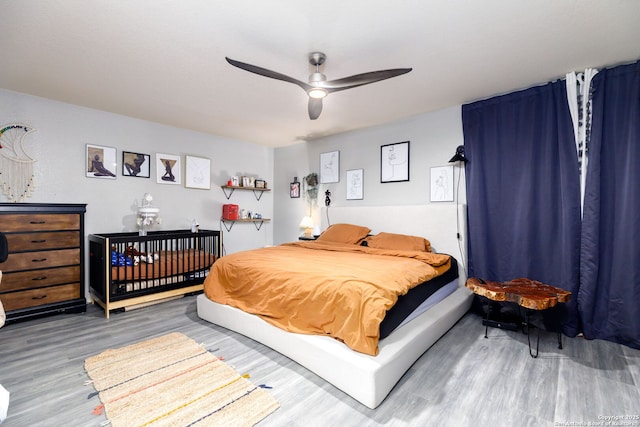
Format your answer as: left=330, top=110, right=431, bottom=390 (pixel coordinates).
left=30, top=221, right=46, bottom=224
left=32, top=276, right=48, bottom=281
left=32, top=295, right=47, bottom=300
left=31, top=239, right=47, bottom=243
left=32, top=258, right=48, bottom=263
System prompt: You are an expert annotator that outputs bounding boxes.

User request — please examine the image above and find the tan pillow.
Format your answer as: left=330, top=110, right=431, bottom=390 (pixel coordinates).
left=316, top=223, right=371, bottom=244
left=365, top=232, right=431, bottom=252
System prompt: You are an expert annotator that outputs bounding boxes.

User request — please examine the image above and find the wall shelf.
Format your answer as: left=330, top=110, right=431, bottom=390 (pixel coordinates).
left=221, top=185, right=270, bottom=201
left=221, top=218, right=270, bottom=232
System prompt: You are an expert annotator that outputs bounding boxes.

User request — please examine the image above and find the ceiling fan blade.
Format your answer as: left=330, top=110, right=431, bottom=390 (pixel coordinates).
left=322, top=68, right=412, bottom=93
left=225, top=57, right=312, bottom=92
left=308, top=97, right=323, bottom=120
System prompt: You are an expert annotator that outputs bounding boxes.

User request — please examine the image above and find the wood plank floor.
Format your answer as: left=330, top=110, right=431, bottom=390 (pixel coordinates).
left=1, top=295, right=639, bottom=427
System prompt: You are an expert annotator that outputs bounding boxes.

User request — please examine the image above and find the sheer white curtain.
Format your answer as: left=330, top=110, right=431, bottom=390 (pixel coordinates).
left=566, top=68, right=598, bottom=216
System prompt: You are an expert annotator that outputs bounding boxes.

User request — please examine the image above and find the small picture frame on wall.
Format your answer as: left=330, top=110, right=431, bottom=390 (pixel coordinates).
left=320, top=150, right=340, bottom=184
left=156, top=153, right=181, bottom=185
left=255, top=179, right=266, bottom=189
left=122, top=151, right=150, bottom=178
left=380, top=141, right=410, bottom=183
left=185, top=155, right=211, bottom=189
left=86, top=144, right=117, bottom=179
left=346, top=169, right=364, bottom=200
left=290, top=181, right=300, bottom=198
left=430, top=165, right=454, bottom=202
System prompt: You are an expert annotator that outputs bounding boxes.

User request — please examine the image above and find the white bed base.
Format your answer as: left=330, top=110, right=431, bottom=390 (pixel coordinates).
left=197, top=284, right=472, bottom=409
left=197, top=203, right=472, bottom=408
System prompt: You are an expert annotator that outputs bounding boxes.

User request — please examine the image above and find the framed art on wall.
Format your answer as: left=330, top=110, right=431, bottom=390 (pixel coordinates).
left=156, top=153, right=181, bottom=185
left=86, top=144, right=117, bottom=179
left=320, top=150, right=340, bottom=184
left=122, top=151, right=150, bottom=178
left=380, top=141, right=409, bottom=183
left=185, top=155, right=211, bottom=189
left=346, top=169, right=364, bottom=200
left=290, top=181, right=300, bottom=198
left=430, top=165, right=454, bottom=202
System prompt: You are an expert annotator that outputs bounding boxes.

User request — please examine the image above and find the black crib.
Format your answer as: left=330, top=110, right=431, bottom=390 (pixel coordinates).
left=89, top=229, right=222, bottom=318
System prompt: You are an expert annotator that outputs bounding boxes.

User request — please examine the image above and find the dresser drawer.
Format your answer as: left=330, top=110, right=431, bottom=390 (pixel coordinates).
left=6, top=231, right=79, bottom=251
left=1, top=213, right=80, bottom=232
left=1, top=283, right=81, bottom=311
left=1, top=249, right=80, bottom=272
left=0, top=266, right=81, bottom=292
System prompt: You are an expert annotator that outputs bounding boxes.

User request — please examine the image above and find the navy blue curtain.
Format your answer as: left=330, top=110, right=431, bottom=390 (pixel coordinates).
left=578, top=61, right=640, bottom=348
left=462, top=81, right=582, bottom=320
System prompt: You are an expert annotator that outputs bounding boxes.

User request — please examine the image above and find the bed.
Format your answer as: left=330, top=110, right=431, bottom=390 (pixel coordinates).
left=197, top=204, right=472, bottom=408
left=89, top=229, right=221, bottom=318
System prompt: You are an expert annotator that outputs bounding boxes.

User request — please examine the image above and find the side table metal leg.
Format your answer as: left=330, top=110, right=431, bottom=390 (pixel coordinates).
left=557, top=331, right=563, bottom=350
left=484, top=302, right=491, bottom=338
left=526, top=310, right=540, bottom=358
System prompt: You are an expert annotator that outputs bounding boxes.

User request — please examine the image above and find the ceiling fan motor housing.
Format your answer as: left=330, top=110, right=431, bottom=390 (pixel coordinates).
left=309, top=52, right=326, bottom=67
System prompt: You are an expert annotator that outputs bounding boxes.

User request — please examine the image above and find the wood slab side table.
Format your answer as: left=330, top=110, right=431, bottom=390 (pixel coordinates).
left=465, top=277, right=572, bottom=358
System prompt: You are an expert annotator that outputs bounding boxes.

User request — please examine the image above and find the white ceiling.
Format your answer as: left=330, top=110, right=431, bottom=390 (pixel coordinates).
left=1, top=1, right=639, bottom=147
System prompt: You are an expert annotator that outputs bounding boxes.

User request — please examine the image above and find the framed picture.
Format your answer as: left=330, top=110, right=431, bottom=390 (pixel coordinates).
left=290, top=181, right=300, bottom=198
left=320, top=150, right=340, bottom=184
left=255, top=179, right=266, bottom=189
left=346, top=169, right=364, bottom=200
left=430, top=165, right=454, bottom=202
left=381, top=141, right=410, bottom=183
left=86, top=144, right=117, bottom=179
left=122, top=151, right=150, bottom=178
left=185, top=155, right=211, bottom=189
left=156, top=153, right=181, bottom=185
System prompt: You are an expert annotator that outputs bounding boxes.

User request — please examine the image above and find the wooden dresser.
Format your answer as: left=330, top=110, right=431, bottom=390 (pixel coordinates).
left=0, top=203, right=87, bottom=323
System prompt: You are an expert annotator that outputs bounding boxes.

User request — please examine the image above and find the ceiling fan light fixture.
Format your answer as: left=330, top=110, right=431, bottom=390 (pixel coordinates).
left=225, top=52, right=411, bottom=119
left=308, top=87, right=328, bottom=99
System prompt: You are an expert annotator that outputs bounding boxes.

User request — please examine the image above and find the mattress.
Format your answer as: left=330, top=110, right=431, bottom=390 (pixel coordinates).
left=111, top=249, right=215, bottom=281
left=380, top=256, right=458, bottom=338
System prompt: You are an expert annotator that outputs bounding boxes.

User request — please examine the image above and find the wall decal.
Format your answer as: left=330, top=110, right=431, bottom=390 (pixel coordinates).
left=0, top=124, right=37, bottom=202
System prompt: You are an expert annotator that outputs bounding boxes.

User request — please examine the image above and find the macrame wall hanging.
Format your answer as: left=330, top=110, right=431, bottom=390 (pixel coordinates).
left=0, top=123, right=37, bottom=202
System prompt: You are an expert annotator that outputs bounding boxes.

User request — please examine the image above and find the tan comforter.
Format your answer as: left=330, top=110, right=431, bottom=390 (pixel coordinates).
left=203, top=241, right=451, bottom=355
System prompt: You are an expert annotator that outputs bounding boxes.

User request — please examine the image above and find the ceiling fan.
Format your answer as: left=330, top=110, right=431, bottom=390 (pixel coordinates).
left=225, top=52, right=412, bottom=120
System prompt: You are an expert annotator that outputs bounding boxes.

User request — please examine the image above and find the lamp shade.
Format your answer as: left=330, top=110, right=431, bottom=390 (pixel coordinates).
left=299, top=216, right=314, bottom=229
left=299, top=216, right=314, bottom=238
left=449, top=145, right=468, bottom=163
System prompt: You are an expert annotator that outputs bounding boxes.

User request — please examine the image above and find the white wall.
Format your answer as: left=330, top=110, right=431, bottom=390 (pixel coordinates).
left=0, top=88, right=274, bottom=278
left=273, top=106, right=466, bottom=244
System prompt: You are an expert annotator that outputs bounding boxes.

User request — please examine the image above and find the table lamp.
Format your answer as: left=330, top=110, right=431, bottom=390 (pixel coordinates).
left=299, top=216, right=314, bottom=238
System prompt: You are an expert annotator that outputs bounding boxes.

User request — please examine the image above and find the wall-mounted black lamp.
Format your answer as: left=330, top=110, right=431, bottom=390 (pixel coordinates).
left=449, top=145, right=468, bottom=163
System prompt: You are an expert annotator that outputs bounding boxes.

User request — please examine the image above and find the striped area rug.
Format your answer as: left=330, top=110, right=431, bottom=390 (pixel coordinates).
left=84, top=332, right=279, bottom=426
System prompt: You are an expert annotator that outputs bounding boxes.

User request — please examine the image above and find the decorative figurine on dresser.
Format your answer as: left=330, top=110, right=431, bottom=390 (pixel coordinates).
left=0, top=203, right=87, bottom=323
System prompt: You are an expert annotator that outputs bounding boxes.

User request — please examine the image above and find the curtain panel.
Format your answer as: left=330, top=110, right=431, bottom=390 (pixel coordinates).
left=462, top=81, right=582, bottom=330
left=579, top=61, right=640, bottom=348
left=462, top=61, right=640, bottom=349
